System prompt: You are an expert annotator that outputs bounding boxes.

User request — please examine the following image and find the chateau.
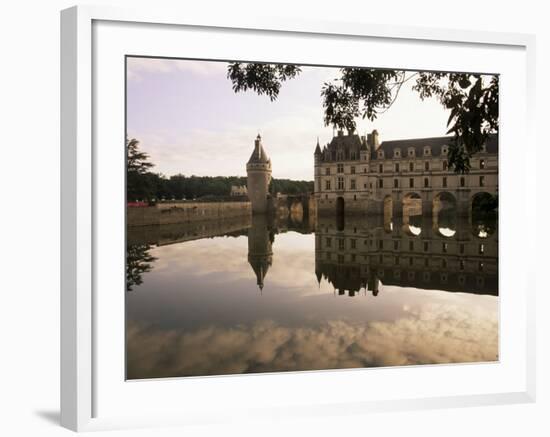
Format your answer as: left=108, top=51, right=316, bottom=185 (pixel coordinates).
left=314, top=129, right=498, bottom=217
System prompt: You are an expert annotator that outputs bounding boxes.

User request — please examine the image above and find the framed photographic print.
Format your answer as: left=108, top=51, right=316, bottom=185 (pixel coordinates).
left=61, top=5, right=536, bottom=432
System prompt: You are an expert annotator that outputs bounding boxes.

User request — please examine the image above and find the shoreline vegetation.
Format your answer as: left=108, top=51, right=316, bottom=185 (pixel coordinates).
left=127, top=137, right=312, bottom=203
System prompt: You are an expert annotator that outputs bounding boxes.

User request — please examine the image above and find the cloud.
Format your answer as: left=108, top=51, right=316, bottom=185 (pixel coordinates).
left=126, top=299, right=498, bottom=379
left=127, top=57, right=228, bottom=82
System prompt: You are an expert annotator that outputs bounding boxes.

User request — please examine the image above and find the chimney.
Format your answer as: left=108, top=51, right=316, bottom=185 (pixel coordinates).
left=372, top=129, right=380, bottom=150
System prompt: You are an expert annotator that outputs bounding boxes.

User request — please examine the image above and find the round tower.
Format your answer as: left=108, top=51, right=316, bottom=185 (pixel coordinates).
left=246, top=134, right=272, bottom=214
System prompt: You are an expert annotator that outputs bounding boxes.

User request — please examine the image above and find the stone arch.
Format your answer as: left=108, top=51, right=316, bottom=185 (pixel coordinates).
left=471, top=192, right=497, bottom=239
left=402, top=192, right=422, bottom=236
left=433, top=191, right=457, bottom=237
left=383, top=195, right=393, bottom=233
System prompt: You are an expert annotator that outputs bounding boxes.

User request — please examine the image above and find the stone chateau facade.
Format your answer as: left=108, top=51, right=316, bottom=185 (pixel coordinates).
left=314, top=129, right=498, bottom=217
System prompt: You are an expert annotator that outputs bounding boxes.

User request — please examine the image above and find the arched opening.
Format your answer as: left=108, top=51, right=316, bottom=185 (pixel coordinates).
left=336, top=196, right=345, bottom=231
left=433, top=192, right=457, bottom=237
left=471, top=192, right=497, bottom=238
left=402, top=192, right=422, bottom=236
left=383, top=195, right=393, bottom=233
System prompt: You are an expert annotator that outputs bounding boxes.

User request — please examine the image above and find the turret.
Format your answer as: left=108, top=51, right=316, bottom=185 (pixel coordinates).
left=246, top=134, right=272, bottom=214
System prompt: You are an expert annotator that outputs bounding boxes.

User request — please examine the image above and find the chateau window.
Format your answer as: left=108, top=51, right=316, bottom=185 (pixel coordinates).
left=424, top=242, right=429, bottom=252
left=409, top=241, right=414, bottom=251
left=442, top=259, right=447, bottom=268
left=351, top=166, right=356, bottom=174
left=424, top=146, right=431, bottom=156
left=350, top=179, right=356, bottom=190
left=460, top=177, right=465, bottom=187
left=394, top=179, right=399, bottom=188
left=325, top=167, right=331, bottom=175
left=409, top=257, right=414, bottom=266
left=363, top=167, right=367, bottom=173
left=337, top=163, right=344, bottom=173
left=425, top=161, right=430, bottom=171
left=443, top=177, right=447, bottom=188
left=332, top=151, right=336, bottom=160
left=442, top=146, right=448, bottom=155
left=480, top=176, right=485, bottom=187
left=364, top=183, right=367, bottom=188
left=325, top=180, right=331, bottom=190
left=394, top=241, right=399, bottom=250
left=460, top=243, right=465, bottom=254
left=351, top=239, right=356, bottom=249
left=378, top=150, right=384, bottom=159
left=338, top=239, right=345, bottom=250
left=379, top=240, right=383, bottom=249
left=353, top=194, right=357, bottom=201
left=408, top=148, right=415, bottom=157
left=395, top=256, right=399, bottom=266
left=326, top=237, right=332, bottom=247
left=409, top=178, right=414, bottom=188
left=409, top=162, right=414, bottom=172
left=378, top=179, right=384, bottom=188
left=351, top=151, right=356, bottom=160
left=395, top=163, right=400, bottom=172
left=370, top=182, right=373, bottom=189
left=479, top=262, right=484, bottom=272
left=394, top=149, right=401, bottom=158
left=442, top=243, right=448, bottom=253
left=379, top=163, right=383, bottom=173
left=443, top=160, right=448, bottom=171
left=425, top=258, right=429, bottom=267
left=460, top=260, right=465, bottom=270
left=479, top=243, right=485, bottom=254
left=480, top=159, right=485, bottom=169
left=337, top=177, right=345, bottom=190
left=424, top=177, right=429, bottom=188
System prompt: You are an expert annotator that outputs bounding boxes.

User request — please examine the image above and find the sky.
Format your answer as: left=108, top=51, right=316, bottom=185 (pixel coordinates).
left=127, top=57, right=454, bottom=180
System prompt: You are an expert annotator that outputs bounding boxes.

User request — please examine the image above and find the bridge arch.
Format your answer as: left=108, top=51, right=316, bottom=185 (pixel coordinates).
left=471, top=192, right=497, bottom=239
left=402, top=192, right=422, bottom=236
left=433, top=191, right=457, bottom=237
left=383, top=195, right=393, bottom=233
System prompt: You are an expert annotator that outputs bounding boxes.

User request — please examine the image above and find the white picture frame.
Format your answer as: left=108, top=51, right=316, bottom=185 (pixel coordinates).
left=60, top=5, right=536, bottom=432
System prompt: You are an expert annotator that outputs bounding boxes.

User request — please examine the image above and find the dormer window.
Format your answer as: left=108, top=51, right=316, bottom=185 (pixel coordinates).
left=408, top=148, right=415, bottom=157
left=442, top=146, right=449, bottom=155
left=394, top=149, right=401, bottom=158
left=423, top=146, right=431, bottom=156
left=378, top=150, right=384, bottom=159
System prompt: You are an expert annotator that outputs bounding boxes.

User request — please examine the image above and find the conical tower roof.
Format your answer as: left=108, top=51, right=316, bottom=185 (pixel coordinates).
left=247, top=134, right=270, bottom=164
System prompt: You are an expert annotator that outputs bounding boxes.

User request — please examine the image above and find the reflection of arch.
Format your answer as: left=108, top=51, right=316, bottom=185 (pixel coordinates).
left=383, top=195, right=393, bottom=233
left=433, top=192, right=457, bottom=237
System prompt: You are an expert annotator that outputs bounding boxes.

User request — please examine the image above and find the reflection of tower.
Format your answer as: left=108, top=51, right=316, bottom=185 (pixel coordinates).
left=246, top=134, right=272, bottom=214
left=247, top=214, right=274, bottom=291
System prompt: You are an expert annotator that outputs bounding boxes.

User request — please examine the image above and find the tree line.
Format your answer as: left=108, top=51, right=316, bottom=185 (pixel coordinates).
left=127, top=138, right=313, bottom=202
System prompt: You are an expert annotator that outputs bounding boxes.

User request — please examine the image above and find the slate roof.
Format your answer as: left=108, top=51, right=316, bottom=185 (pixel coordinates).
left=371, top=133, right=498, bottom=160
left=247, top=135, right=270, bottom=164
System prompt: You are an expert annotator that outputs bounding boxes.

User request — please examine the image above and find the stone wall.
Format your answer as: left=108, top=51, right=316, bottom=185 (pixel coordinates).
left=127, top=201, right=251, bottom=227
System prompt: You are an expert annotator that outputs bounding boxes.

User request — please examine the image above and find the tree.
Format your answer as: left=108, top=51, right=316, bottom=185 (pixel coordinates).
left=126, top=138, right=155, bottom=202
left=227, top=63, right=498, bottom=173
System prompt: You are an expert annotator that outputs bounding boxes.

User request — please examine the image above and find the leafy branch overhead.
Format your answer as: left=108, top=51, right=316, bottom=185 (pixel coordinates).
left=227, top=63, right=498, bottom=173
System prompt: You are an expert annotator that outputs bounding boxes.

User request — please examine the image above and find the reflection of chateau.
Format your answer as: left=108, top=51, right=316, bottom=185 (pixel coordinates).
left=314, top=129, right=498, bottom=216
left=315, top=214, right=498, bottom=296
